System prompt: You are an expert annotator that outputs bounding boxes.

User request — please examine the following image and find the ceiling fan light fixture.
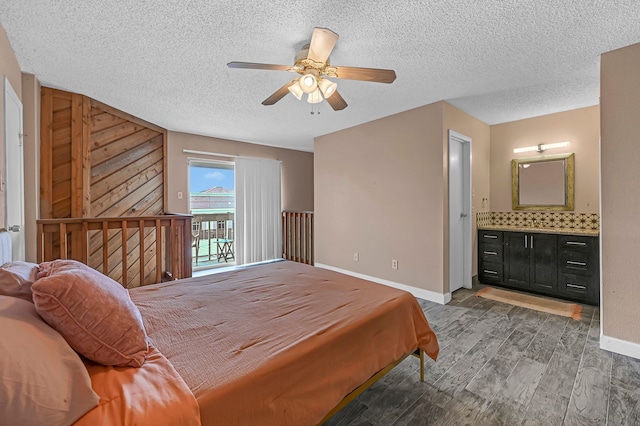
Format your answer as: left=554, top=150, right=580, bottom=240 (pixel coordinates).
left=318, top=78, right=337, bottom=99
left=231, top=27, right=396, bottom=110
left=288, top=79, right=304, bottom=100
left=299, top=73, right=318, bottom=93
left=307, top=88, right=323, bottom=104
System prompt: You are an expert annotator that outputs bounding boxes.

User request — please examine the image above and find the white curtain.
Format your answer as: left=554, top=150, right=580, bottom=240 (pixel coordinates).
left=235, top=157, right=282, bottom=265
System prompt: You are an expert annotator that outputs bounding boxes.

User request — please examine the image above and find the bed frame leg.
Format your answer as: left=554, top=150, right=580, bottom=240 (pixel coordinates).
left=411, top=349, right=425, bottom=382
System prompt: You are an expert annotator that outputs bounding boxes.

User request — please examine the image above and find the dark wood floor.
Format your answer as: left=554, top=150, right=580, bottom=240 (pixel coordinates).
left=325, top=286, right=640, bottom=425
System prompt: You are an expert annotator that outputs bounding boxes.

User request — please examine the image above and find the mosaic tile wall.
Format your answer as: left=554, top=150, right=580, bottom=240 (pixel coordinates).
left=476, top=211, right=599, bottom=230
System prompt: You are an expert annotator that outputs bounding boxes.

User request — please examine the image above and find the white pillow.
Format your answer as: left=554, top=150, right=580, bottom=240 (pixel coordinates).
left=0, top=295, right=99, bottom=425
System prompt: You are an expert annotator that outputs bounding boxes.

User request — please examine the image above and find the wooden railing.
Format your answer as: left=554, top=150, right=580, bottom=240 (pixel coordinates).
left=37, top=214, right=192, bottom=288
left=282, top=211, right=313, bottom=265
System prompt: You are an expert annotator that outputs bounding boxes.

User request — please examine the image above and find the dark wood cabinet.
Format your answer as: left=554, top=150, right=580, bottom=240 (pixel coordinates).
left=478, top=229, right=599, bottom=305
left=556, top=235, right=600, bottom=305
left=505, top=232, right=557, bottom=293
left=504, top=232, right=529, bottom=289
left=478, top=230, right=504, bottom=284
left=528, top=233, right=558, bottom=293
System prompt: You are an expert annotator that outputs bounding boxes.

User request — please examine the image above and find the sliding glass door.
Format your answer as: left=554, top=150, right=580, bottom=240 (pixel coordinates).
left=188, top=160, right=235, bottom=270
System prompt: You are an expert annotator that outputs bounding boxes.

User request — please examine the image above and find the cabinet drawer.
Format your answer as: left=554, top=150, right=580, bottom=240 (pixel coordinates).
left=481, top=244, right=503, bottom=263
left=479, top=230, right=503, bottom=244
left=479, top=263, right=503, bottom=283
left=558, top=235, right=597, bottom=251
left=558, top=273, right=594, bottom=298
left=559, top=250, right=595, bottom=276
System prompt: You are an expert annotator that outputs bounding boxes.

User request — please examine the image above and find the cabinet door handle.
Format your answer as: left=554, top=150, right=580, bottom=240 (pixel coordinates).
left=484, top=235, right=498, bottom=239
left=567, top=283, right=587, bottom=290
left=524, top=235, right=527, bottom=248
left=567, top=260, right=587, bottom=266
left=483, top=270, right=498, bottom=275
left=531, top=235, right=534, bottom=249
left=484, top=251, right=498, bottom=255
left=567, top=241, right=587, bottom=246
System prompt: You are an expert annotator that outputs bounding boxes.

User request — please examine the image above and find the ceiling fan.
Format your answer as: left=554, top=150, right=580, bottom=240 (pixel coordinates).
left=227, top=27, right=396, bottom=111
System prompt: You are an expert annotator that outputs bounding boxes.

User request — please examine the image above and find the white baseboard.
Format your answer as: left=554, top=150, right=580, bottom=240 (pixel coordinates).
left=314, top=263, right=450, bottom=305
left=600, top=335, right=640, bottom=360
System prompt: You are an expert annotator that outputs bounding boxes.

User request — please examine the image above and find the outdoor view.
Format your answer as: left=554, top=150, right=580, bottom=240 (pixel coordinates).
left=189, top=162, right=235, bottom=269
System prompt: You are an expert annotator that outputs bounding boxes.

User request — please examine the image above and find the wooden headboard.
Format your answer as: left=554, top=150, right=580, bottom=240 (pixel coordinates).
left=0, top=229, right=11, bottom=264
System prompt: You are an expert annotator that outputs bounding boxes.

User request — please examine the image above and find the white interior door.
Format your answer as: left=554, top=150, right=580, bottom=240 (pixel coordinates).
left=4, top=76, right=25, bottom=261
left=448, top=130, right=472, bottom=292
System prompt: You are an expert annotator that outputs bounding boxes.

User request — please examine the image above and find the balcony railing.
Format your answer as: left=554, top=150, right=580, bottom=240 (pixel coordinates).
left=37, top=214, right=192, bottom=288
left=191, top=212, right=234, bottom=267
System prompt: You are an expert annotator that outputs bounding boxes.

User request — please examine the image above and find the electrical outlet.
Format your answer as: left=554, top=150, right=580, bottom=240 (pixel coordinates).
left=353, top=252, right=359, bottom=262
left=391, top=259, right=398, bottom=270
left=177, top=191, right=183, bottom=199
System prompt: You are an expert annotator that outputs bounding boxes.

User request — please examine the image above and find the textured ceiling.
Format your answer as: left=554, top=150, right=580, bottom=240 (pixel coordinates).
left=1, top=1, right=639, bottom=152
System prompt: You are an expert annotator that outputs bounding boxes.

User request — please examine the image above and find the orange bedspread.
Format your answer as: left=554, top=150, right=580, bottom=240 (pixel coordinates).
left=129, top=261, right=439, bottom=425
left=75, top=346, right=201, bottom=426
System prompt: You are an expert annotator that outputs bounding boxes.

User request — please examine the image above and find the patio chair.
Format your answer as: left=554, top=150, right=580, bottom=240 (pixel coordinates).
left=192, top=217, right=201, bottom=265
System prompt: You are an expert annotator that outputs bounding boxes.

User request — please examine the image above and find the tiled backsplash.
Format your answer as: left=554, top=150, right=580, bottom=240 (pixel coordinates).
left=476, top=211, right=599, bottom=230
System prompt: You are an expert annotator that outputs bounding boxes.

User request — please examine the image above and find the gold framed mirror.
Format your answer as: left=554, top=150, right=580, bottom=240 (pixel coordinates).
left=512, top=153, right=574, bottom=211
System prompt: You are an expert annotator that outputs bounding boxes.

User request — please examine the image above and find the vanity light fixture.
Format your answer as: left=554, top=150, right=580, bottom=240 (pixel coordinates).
left=513, top=141, right=570, bottom=154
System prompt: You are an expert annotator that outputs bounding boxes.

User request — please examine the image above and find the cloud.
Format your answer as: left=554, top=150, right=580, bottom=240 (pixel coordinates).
left=205, top=171, right=225, bottom=180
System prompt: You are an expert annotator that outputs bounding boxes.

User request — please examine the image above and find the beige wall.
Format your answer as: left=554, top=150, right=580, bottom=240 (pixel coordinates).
left=314, top=101, right=490, bottom=297
left=0, top=23, right=23, bottom=229
left=21, top=73, right=40, bottom=262
left=166, top=131, right=314, bottom=214
left=490, top=106, right=600, bottom=213
left=601, top=42, right=640, bottom=347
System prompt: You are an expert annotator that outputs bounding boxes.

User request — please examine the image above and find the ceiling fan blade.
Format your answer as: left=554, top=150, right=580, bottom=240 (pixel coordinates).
left=307, top=28, right=339, bottom=63
left=331, top=66, right=397, bottom=83
left=262, top=80, right=295, bottom=105
left=227, top=61, right=293, bottom=71
left=326, top=90, right=348, bottom=111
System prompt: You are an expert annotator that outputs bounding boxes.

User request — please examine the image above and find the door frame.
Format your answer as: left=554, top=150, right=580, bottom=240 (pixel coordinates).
left=3, top=76, right=25, bottom=261
left=448, top=129, right=472, bottom=291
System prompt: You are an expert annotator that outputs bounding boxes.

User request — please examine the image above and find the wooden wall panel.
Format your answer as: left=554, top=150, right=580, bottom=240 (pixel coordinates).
left=91, top=122, right=145, bottom=150
left=90, top=136, right=163, bottom=187
left=52, top=108, right=71, bottom=130
left=49, top=95, right=72, bottom=219
left=40, top=87, right=168, bottom=286
left=91, top=113, right=126, bottom=133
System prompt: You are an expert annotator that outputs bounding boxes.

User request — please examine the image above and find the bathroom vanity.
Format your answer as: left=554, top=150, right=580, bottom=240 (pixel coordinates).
left=478, top=227, right=599, bottom=305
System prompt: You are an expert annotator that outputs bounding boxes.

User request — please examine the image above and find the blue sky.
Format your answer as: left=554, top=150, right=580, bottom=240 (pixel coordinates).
left=189, top=166, right=235, bottom=192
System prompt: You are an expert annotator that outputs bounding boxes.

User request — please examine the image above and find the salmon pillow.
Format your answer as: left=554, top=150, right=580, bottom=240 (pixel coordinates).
left=32, top=260, right=149, bottom=368
left=0, top=295, right=100, bottom=425
left=0, top=261, right=39, bottom=302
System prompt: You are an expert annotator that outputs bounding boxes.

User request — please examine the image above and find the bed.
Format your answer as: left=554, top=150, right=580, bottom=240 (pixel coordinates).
left=0, top=229, right=439, bottom=425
